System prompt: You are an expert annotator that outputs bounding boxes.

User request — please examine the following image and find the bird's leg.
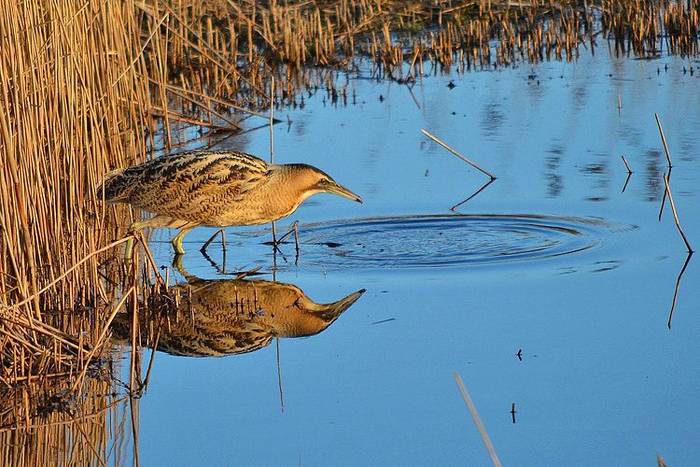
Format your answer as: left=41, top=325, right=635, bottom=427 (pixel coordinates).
left=171, top=223, right=198, bottom=255
left=171, top=252, right=186, bottom=276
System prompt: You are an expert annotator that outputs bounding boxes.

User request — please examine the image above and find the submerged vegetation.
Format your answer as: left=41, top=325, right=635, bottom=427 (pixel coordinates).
left=1, top=0, right=699, bottom=464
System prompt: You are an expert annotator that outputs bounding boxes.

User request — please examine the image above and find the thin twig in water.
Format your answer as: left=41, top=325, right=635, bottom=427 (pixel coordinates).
left=454, top=372, right=502, bottom=467
left=201, top=229, right=226, bottom=254
left=270, top=76, right=278, bottom=261
left=370, top=317, right=396, bottom=325
left=658, top=170, right=670, bottom=221
left=655, top=113, right=673, bottom=168
left=621, top=173, right=632, bottom=193
left=140, top=323, right=162, bottom=391
left=293, top=221, right=300, bottom=265
left=620, top=155, right=633, bottom=193
left=221, top=230, right=227, bottom=272
left=234, top=267, right=262, bottom=280
left=275, top=223, right=296, bottom=244
left=269, top=76, right=275, bottom=163
left=275, top=221, right=300, bottom=254
left=667, top=252, right=693, bottom=329
left=200, top=248, right=226, bottom=275
left=451, top=178, right=496, bottom=211
left=269, top=221, right=300, bottom=264
left=421, top=129, right=496, bottom=180
left=130, top=396, right=140, bottom=467
left=621, top=155, right=632, bottom=174
left=276, top=337, right=285, bottom=412
left=663, top=175, right=693, bottom=252
left=406, top=84, right=421, bottom=109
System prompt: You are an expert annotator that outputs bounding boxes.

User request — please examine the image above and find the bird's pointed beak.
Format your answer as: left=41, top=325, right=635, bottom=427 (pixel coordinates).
left=325, top=180, right=363, bottom=203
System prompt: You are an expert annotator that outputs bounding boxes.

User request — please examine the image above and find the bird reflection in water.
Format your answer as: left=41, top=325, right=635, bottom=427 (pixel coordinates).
left=111, top=265, right=365, bottom=357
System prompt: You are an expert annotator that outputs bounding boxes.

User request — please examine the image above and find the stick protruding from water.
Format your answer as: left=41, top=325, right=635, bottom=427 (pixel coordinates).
left=663, top=174, right=693, bottom=253
left=454, top=372, right=502, bottom=467
left=617, top=95, right=622, bottom=114
left=621, top=155, right=632, bottom=174
left=421, top=129, right=496, bottom=180
left=655, top=113, right=673, bottom=168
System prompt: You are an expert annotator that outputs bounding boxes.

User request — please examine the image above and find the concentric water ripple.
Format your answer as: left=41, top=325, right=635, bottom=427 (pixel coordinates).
left=296, top=214, right=626, bottom=270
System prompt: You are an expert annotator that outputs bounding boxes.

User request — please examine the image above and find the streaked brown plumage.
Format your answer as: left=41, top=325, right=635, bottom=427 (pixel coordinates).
left=98, top=150, right=362, bottom=254
left=111, top=274, right=365, bottom=357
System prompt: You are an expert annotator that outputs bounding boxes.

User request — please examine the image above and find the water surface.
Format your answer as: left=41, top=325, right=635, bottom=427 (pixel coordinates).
left=128, top=52, right=700, bottom=466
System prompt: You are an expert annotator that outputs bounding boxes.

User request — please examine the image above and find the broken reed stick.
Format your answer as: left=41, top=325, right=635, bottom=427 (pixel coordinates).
left=621, top=172, right=632, bottom=193
left=233, top=266, right=262, bottom=280
left=658, top=176, right=668, bottom=221
left=270, top=76, right=278, bottom=251
left=293, top=221, right=300, bottom=264
left=274, top=221, right=298, bottom=244
left=276, top=337, right=285, bottom=413
left=655, top=113, right=673, bottom=168
left=663, top=174, right=693, bottom=253
left=454, top=372, right=502, bottom=467
left=621, top=155, right=632, bottom=174
left=656, top=111, right=673, bottom=219
left=201, top=229, right=226, bottom=254
left=269, top=76, right=275, bottom=163
left=451, top=178, right=495, bottom=211
left=421, top=129, right=496, bottom=180
left=667, top=252, right=693, bottom=329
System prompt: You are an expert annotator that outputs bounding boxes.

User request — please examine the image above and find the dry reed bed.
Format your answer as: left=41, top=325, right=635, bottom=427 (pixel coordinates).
left=131, top=0, right=700, bottom=114
left=0, top=0, right=147, bottom=393
left=0, top=377, right=127, bottom=466
left=0, top=2, right=168, bottom=462
left=1, top=0, right=700, bottom=463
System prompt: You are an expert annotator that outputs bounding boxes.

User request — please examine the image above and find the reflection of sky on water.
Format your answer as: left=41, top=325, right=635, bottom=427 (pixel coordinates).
left=133, top=52, right=700, bottom=466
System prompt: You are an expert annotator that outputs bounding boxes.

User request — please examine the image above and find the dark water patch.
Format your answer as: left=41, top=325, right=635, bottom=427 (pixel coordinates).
left=299, top=214, right=628, bottom=271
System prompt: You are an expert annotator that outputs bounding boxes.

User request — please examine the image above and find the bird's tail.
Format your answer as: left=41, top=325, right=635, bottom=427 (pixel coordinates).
left=95, top=167, right=126, bottom=201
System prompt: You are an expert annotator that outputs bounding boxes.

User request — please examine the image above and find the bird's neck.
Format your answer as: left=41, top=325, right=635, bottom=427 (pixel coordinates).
left=263, top=165, right=317, bottom=219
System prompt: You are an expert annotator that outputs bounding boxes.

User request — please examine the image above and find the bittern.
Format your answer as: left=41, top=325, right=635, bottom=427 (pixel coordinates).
left=97, top=150, right=362, bottom=256
left=110, top=272, right=365, bottom=357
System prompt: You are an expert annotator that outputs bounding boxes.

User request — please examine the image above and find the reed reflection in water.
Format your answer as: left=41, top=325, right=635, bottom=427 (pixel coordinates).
left=111, top=265, right=365, bottom=358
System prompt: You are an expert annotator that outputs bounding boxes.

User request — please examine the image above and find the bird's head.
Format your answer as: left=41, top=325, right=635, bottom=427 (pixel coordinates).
left=287, top=164, right=363, bottom=204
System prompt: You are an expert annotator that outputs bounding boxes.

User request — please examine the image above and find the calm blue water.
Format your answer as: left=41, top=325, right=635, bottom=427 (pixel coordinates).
left=121, top=52, right=700, bottom=466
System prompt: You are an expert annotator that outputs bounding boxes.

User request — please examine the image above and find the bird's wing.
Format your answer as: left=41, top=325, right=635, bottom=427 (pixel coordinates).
left=103, top=151, right=270, bottom=219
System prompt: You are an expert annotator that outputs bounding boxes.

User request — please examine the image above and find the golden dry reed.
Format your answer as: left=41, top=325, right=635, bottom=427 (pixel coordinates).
left=1, top=0, right=700, bottom=465
left=0, top=0, right=147, bottom=380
